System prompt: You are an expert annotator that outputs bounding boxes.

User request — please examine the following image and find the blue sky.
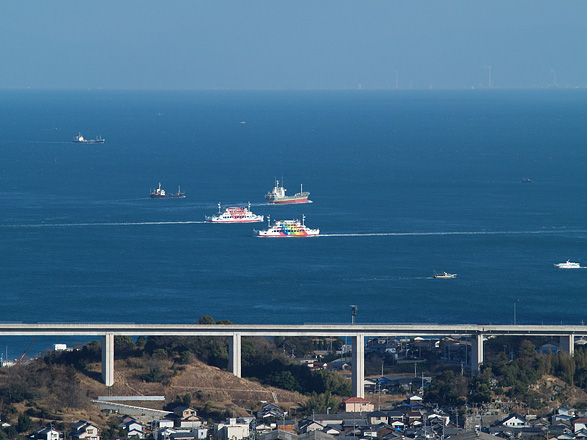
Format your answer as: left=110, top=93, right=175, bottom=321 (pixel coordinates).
left=1, top=1, right=585, bottom=89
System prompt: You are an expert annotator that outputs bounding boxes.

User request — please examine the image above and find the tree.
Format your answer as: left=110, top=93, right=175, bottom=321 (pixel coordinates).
left=198, top=316, right=216, bottom=325
left=17, top=413, right=33, bottom=433
left=305, top=391, right=340, bottom=415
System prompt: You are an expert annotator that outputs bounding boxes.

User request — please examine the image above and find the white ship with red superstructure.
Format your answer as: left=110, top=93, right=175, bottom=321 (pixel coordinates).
left=265, top=179, right=310, bottom=204
left=254, top=215, right=319, bottom=237
left=205, top=202, right=264, bottom=223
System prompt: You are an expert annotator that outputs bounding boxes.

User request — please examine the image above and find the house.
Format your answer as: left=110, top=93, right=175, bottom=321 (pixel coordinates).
left=214, top=419, right=250, bottom=440
left=71, top=421, right=100, bottom=440
left=391, top=421, right=405, bottom=431
left=257, top=431, right=298, bottom=440
left=255, top=424, right=274, bottom=434
left=574, top=419, right=587, bottom=433
left=127, top=429, right=144, bottom=439
left=277, top=421, right=296, bottom=433
left=344, top=397, right=375, bottom=413
left=155, top=420, right=175, bottom=430
left=500, top=413, right=528, bottom=428
left=298, top=431, right=336, bottom=440
left=172, top=407, right=199, bottom=422
left=120, top=421, right=143, bottom=433
left=322, top=426, right=341, bottom=436
left=257, top=403, right=285, bottom=419
left=427, top=413, right=450, bottom=426
left=368, top=411, right=389, bottom=425
left=299, top=421, right=326, bottom=434
left=405, top=410, right=424, bottom=426
left=31, top=426, right=62, bottom=440
left=386, top=411, right=404, bottom=423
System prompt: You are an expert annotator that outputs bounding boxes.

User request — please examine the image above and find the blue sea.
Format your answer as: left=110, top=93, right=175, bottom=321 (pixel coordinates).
left=1, top=89, right=587, bottom=358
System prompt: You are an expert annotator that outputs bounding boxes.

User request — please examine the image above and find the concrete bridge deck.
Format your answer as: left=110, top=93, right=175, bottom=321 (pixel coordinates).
left=1, top=323, right=584, bottom=397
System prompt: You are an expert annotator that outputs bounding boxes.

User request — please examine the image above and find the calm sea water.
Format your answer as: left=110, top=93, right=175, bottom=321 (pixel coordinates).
left=1, top=89, right=587, bottom=358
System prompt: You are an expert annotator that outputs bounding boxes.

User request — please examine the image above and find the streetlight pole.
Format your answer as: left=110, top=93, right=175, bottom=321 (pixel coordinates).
left=350, top=305, right=357, bottom=325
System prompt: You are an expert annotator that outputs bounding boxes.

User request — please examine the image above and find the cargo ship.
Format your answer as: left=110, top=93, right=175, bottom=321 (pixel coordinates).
left=265, top=180, right=310, bottom=204
left=254, top=215, right=319, bottom=237
left=205, top=202, right=264, bottom=223
left=150, top=183, right=185, bottom=199
left=73, top=133, right=105, bottom=144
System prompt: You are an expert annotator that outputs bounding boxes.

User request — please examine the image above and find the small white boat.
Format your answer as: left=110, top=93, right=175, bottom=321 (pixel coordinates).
left=434, top=271, right=457, bottom=279
left=554, top=260, right=581, bottom=269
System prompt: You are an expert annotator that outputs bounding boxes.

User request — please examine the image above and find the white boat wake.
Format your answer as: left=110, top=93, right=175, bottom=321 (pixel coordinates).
left=319, top=229, right=587, bottom=238
left=1, top=221, right=208, bottom=228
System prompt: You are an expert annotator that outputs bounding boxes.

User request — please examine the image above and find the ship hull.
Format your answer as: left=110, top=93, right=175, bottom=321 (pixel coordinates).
left=267, top=196, right=310, bottom=205
left=255, top=231, right=319, bottom=237
left=150, top=194, right=185, bottom=199
left=207, top=218, right=263, bottom=223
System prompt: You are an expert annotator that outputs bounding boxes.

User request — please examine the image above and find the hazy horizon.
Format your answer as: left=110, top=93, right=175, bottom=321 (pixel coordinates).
left=2, top=1, right=586, bottom=90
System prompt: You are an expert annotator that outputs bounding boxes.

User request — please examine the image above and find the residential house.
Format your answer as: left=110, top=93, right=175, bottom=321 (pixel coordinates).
left=257, top=403, right=285, bottom=420
left=155, top=420, right=175, bottom=430
left=172, top=407, right=199, bottom=423
left=277, top=421, right=296, bottom=433
left=322, top=426, right=341, bottom=436
left=214, top=419, right=250, bottom=440
left=574, top=419, right=587, bottom=433
left=298, top=431, right=335, bottom=440
left=500, top=413, right=528, bottom=428
left=344, top=397, right=374, bottom=413
left=71, top=421, right=100, bottom=440
left=299, top=421, right=326, bottom=434
left=257, top=430, right=298, bottom=440
left=368, top=411, right=389, bottom=425
left=31, top=426, right=62, bottom=440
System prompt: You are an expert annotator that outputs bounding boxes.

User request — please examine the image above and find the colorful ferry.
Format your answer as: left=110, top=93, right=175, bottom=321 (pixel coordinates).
left=73, top=133, right=105, bottom=144
left=150, top=183, right=185, bottom=199
left=205, top=202, right=264, bottom=223
left=265, top=179, right=310, bottom=204
left=254, top=215, right=319, bottom=237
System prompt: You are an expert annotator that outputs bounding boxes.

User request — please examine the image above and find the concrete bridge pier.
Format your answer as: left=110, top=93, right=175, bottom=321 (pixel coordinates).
left=228, top=333, right=242, bottom=378
left=560, top=334, right=575, bottom=356
left=471, top=333, right=484, bottom=376
left=101, top=333, right=114, bottom=387
left=352, top=333, right=365, bottom=398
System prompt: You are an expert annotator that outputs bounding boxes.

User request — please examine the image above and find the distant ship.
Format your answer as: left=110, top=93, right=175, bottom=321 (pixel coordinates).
left=433, top=271, right=457, bottom=279
left=150, top=183, right=185, bottom=199
left=73, top=133, right=105, bottom=144
left=265, top=179, right=310, bottom=204
left=254, top=215, right=319, bottom=237
left=554, top=260, right=581, bottom=269
left=205, top=202, right=264, bottom=223
left=522, top=178, right=533, bottom=183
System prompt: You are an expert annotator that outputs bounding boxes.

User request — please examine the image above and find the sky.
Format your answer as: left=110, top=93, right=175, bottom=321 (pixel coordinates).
left=1, top=1, right=585, bottom=90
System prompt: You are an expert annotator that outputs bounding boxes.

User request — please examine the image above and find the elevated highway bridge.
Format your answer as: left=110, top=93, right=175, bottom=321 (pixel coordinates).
left=0, top=323, right=583, bottom=397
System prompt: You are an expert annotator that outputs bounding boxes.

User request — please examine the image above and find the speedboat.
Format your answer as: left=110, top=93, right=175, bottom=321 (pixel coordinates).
left=554, top=260, right=581, bottom=269
left=433, top=271, right=457, bottom=279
